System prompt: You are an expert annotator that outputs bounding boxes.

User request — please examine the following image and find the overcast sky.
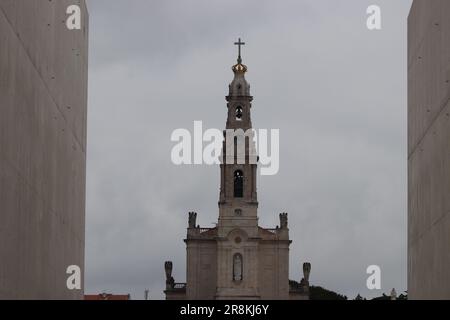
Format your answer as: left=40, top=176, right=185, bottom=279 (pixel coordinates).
left=85, top=0, right=413, bottom=299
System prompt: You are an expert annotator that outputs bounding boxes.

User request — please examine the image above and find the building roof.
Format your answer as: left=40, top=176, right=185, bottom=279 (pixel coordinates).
left=85, top=293, right=130, bottom=300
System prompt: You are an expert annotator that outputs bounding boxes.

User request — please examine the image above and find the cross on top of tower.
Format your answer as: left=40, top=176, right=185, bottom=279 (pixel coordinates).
left=234, top=38, right=245, bottom=64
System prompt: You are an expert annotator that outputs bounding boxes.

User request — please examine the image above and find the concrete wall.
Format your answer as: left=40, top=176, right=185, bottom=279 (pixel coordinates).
left=408, top=0, right=450, bottom=299
left=0, top=0, right=88, bottom=299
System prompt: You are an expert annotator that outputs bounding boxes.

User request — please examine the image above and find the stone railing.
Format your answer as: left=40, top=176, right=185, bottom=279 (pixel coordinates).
left=173, top=283, right=187, bottom=289
left=187, top=227, right=217, bottom=239
left=289, top=279, right=308, bottom=294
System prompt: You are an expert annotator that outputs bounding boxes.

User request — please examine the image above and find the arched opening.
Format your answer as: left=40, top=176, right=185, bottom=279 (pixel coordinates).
left=235, top=106, right=243, bottom=121
left=234, top=170, right=243, bottom=198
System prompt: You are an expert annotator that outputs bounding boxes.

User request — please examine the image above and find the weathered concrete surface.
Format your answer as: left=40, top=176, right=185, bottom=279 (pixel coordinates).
left=0, top=0, right=88, bottom=299
left=408, top=0, right=450, bottom=299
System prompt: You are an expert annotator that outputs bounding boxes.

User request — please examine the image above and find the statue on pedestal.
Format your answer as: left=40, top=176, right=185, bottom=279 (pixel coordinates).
left=188, top=212, right=197, bottom=229
left=164, top=261, right=175, bottom=290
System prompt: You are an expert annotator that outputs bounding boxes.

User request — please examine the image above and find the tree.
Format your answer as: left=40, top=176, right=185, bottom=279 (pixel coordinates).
left=309, top=286, right=347, bottom=300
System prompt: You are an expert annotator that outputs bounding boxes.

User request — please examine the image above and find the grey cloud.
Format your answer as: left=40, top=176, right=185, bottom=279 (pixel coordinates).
left=85, top=0, right=412, bottom=299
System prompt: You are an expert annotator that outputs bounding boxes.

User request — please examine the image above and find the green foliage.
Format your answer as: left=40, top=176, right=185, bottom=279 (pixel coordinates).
left=308, top=286, right=408, bottom=300
left=309, top=286, right=347, bottom=300
left=356, top=291, right=408, bottom=300
left=397, top=293, right=408, bottom=300
left=371, top=293, right=390, bottom=300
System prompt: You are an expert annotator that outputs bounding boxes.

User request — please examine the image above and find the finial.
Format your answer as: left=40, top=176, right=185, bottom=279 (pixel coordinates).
left=234, top=38, right=245, bottom=64
left=279, top=212, right=288, bottom=229
left=231, top=38, right=248, bottom=74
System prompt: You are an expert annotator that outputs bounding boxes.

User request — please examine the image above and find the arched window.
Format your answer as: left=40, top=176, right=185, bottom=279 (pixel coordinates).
left=235, top=106, right=243, bottom=121
left=234, top=170, right=243, bottom=198
left=233, top=253, right=243, bottom=281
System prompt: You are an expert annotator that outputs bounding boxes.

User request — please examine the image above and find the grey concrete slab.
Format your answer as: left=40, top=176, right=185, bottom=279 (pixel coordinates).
left=0, top=0, right=88, bottom=299
left=408, top=0, right=450, bottom=300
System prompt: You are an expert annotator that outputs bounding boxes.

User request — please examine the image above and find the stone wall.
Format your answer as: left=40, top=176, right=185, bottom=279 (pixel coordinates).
left=258, top=242, right=290, bottom=300
left=186, top=240, right=218, bottom=299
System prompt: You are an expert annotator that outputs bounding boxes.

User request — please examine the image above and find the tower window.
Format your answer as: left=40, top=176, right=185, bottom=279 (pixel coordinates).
left=235, top=106, right=243, bottom=121
left=234, top=170, right=244, bottom=198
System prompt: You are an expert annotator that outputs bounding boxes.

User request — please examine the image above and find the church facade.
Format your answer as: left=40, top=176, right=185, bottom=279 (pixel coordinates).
left=164, top=40, right=310, bottom=300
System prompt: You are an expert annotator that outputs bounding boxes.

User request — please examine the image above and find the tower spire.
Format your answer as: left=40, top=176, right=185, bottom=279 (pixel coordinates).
left=234, top=38, right=245, bottom=64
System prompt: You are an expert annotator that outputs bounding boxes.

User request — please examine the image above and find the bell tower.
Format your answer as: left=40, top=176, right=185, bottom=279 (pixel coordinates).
left=218, top=38, right=259, bottom=239
left=215, top=38, right=261, bottom=299
left=164, top=39, right=310, bottom=301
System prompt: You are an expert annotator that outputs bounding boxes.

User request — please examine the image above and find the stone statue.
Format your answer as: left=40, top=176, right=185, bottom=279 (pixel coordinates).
left=188, top=212, right=197, bottom=229
left=233, top=254, right=243, bottom=281
left=303, top=262, right=311, bottom=283
left=390, top=288, right=397, bottom=300
left=164, top=261, right=175, bottom=289
left=279, top=213, right=288, bottom=229
left=299, top=262, right=311, bottom=292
